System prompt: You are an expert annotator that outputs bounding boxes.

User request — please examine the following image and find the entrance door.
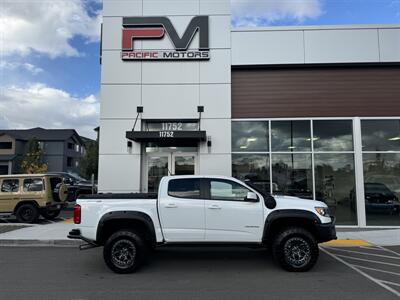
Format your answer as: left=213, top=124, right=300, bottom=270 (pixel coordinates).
left=146, top=149, right=198, bottom=193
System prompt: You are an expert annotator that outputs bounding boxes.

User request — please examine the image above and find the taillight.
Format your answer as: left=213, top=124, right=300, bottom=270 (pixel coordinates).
left=74, top=204, right=81, bottom=224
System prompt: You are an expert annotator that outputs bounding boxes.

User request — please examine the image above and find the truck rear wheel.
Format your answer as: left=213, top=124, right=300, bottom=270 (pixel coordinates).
left=272, top=227, right=319, bottom=272
left=103, top=230, right=146, bottom=274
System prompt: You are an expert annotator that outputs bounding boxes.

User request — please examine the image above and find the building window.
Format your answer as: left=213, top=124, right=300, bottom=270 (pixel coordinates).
left=232, top=121, right=269, bottom=152
left=67, top=157, right=73, bottom=167
left=362, top=120, right=400, bottom=226
left=68, top=143, right=74, bottom=150
left=232, top=119, right=356, bottom=225
left=0, top=142, right=12, bottom=150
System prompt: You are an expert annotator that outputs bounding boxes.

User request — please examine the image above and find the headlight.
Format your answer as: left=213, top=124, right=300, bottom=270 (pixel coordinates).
left=315, top=207, right=330, bottom=217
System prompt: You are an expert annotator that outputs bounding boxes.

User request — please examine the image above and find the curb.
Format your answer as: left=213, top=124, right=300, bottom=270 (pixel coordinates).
left=321, top=239, right=371, bottom=247
left=0, top=239, right=83, bottom=247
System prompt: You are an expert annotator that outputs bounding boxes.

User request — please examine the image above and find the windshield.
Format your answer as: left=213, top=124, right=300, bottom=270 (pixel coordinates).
left=67, top=173, right=87, bottom=182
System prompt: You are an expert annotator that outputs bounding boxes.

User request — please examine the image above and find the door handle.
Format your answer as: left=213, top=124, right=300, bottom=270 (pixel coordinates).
left=165, top=203, right=177, bottom=208
left=208, top=204, right=221, bottom=210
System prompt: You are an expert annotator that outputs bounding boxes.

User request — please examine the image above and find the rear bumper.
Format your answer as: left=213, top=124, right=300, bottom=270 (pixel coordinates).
left=315, top=217, right=337, bottom=243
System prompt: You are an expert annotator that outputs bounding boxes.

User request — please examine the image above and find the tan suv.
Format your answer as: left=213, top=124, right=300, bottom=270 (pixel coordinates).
left=0, top=174, right=68, bottom=223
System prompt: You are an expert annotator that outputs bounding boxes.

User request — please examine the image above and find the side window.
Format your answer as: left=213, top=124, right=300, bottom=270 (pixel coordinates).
left=168, top=179, right=201, bottom=199
left=23, top=178, right=44, bottom=192
left=210, top=180, right=250, bottom=201
left=1, top=179, right=19, bottom=193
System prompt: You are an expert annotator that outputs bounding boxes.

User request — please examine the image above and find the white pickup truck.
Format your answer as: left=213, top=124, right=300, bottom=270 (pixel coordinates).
left=68, top=175, right=336, bottom=273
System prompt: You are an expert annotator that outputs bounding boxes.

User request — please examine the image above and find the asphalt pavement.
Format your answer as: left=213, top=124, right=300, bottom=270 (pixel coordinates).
left=1, top=246, right=400, bottom=300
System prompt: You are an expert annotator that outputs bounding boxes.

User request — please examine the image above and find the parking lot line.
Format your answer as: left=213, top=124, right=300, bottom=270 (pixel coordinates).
left=63, top=219, right=73, bottom=223
left=320, top=247, right=400, bottom=298
left=321, top=239, right=371, bottom=247
left=333, top=253, right=400, bottom=267
left=323, top=247, right=400, bottom=260
left=352, top=264, right=400, bottom=276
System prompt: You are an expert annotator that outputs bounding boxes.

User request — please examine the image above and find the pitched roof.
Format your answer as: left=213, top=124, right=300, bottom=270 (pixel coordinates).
left=0, top=127, right=83, bottom=144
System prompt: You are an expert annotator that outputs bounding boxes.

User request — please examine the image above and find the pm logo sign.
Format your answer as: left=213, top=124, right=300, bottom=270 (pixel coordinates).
left=121, top=16, right=210, bottom=60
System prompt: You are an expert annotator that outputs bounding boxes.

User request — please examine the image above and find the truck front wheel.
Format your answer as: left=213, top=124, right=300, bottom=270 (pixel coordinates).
left=103, top=230, right=146, bottom=274
left=272, top=227, right=319, bottom=272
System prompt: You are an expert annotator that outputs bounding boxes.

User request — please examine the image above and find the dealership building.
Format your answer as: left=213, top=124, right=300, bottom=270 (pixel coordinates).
left=99, top=0, right=400, bottom=227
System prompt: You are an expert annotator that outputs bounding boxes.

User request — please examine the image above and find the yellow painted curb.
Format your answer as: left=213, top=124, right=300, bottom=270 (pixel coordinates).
left=63, top=219, right=74, bottom=223
left=321, top=239, right=371, bottom=247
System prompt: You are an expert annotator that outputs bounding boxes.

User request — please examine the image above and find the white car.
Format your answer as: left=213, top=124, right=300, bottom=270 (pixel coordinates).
left=68, top=175, right=336, bottom=273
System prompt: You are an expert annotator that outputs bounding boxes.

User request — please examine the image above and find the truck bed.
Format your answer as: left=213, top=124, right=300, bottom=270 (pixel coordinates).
left=79, top=193, right=158, bottom=200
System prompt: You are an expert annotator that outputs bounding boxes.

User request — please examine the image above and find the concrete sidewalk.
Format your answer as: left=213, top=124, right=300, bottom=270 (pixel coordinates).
left=1, top=221, right=400, bottom=247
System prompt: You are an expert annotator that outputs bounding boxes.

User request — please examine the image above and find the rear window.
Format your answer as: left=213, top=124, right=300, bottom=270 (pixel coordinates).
left=23, top=178, right=44, bottom=192
left=1, top=179, right=19, bottom=193
left=168, top=179, right=201, bottom=199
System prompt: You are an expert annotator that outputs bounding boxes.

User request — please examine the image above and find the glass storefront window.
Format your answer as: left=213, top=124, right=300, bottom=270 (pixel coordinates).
left=232, top=121, right=269, bottom=152
left=232, top=154, right=270, bottom=194
left=361, top=120, right=400, bottom=151
left=313, top=120, right=353, bottom=151
left=314, top=154, right=357, bottom=225
left=271, top=121, right=311, bottom=152
left=271, top=154, right=313, bottom=199
left=363, top=153, right=400, bottom=226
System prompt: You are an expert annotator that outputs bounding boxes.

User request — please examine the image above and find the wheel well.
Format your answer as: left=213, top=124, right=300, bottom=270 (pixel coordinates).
left=97, top=218, right=156, bottom=247
left=13, top=201, right=39, bottom=214
left=264, top=217, right=318, bottom=244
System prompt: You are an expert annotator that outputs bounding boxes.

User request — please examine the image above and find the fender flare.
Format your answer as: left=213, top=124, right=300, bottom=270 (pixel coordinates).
left=262, top=209, right=320, bottom=243
left=96, top=211, right=156, bottom=244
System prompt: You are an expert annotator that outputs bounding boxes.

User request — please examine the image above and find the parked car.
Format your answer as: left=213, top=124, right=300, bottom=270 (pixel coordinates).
left=350, top=182, right=400, bottom=215
left=0, top=174, right=68, bottom=223
left=46, top=172, right=97, bottom=202
left=69, top=175, right=336, bottom=273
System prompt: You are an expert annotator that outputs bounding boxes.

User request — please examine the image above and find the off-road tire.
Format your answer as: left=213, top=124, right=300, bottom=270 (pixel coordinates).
left=272, top=227, right=319, bottom=272
left=41, top=209, right=61, bottom=220
left=15, top=203, right=40, bottom=224
left=103, top=230, right=147, bottom=274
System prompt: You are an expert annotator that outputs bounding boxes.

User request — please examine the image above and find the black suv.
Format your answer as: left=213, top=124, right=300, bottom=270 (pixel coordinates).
left=46, top=172, right=97, bottom=202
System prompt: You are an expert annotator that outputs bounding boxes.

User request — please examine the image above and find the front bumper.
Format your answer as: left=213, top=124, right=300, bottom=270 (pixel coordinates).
left=315, top=217, right=337, bottom=243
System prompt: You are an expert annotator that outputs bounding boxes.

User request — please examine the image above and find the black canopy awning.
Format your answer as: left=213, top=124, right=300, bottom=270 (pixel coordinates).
left=126, top=130, right=207, bottom=145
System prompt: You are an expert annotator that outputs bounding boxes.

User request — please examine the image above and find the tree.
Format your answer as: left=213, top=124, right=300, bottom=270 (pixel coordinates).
left=20, top=138, right=48, bottom=174
left=80, top=141, right=98, bottom=180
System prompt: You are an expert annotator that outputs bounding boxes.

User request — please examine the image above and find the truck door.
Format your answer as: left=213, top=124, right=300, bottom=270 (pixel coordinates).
left=204, top=179, right=264, bottom=242
left=158, top=178, right=205, bottom=242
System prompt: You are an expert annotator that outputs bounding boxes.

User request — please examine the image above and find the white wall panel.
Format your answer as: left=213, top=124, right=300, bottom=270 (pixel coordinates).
left=379, top=29, right=400, bottom=62
left=143, top=0, right=199, bottom=16
left=200, top=0, right=230, bottom=15
left=232, top=30, right=304, bottom=65
left=200, top=49, right=231, bottom=83
left=209, top=16, right=231, bottom=49
left=103, top=0, right=142, bottom=17
left=200, top=84, right=231, bottom=119
left=102, top=17, right=122, bottom=51
left=199, top=119, right=231, bottom=154
left=142, top=85, right=199, bottom=119
left=101, top=85, right=141, bottom=119
left=305, top=29, right=380, bottom=63
left=102, top=51, right=142, bottom=84
left=199, top=154, right=232, bottom=176
left=142, top=61, right=199, bottom=84
left=99, top=119, right=141, bottom=155
left=98, top=154, right=141, bottom=192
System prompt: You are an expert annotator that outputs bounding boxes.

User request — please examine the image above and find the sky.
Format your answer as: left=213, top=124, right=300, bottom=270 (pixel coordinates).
left=1, top=0, right=400, bottom=139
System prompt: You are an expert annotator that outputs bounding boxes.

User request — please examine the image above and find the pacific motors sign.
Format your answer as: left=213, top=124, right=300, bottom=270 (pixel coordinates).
left=121, top=16, right=210, bottom=60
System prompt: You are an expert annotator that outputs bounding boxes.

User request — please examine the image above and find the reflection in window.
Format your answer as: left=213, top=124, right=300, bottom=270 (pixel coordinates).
left=232, top=121, right=268, bottom=152
left=271, top=121, right=311, bottom=152
left=363, top=153, right=400, bottom=226
left=272, top=154, right=313, bottom=199
left=362, top=120, right=400, bottom=152
left=232, top=154, right=270, bottom=194
left=313, top=120, right=353, bottom=151
left=315, top=154, right=357, bottom=225
left=23, top=178, right=44, bottom=192
left=1, top=179, right=19, bottom=193
left=210, top=180, right=250, bottom=201
left=168, top=179, right=200, bottom=199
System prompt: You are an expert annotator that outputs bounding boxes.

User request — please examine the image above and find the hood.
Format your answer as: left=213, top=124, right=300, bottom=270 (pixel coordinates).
left=273, top=195, right=327, bottom=211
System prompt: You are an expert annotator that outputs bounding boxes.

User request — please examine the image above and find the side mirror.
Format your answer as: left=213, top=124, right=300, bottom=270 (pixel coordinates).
left=245, top=192, right=259, bottom=202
